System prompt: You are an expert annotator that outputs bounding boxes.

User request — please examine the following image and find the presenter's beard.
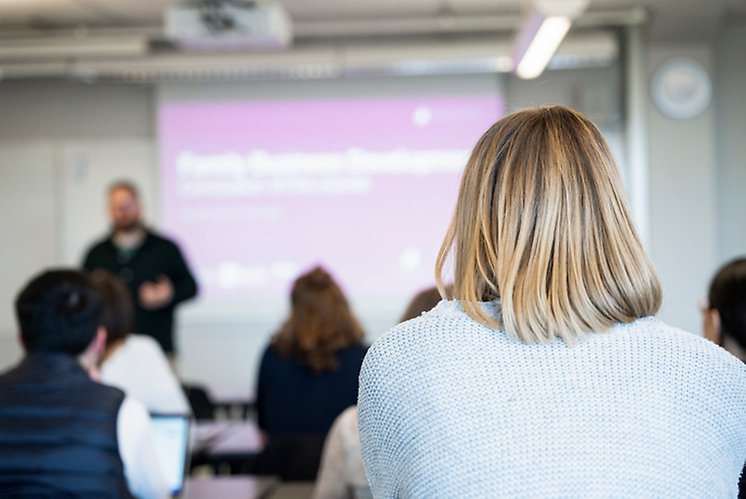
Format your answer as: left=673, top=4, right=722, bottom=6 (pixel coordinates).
left=113, top=220, right=143, bottom=234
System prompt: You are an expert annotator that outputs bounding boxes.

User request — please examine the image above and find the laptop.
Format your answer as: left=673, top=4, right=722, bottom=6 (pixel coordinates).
left=149, top=413, right=192, bottom=497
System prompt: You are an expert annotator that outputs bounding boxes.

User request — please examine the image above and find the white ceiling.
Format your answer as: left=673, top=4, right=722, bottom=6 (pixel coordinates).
left=0, top=0, right=740, bottom=82
left=0, top=0, right=743, bottom=34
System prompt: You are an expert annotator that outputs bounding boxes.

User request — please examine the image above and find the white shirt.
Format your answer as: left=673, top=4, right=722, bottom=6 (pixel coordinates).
left=312, top=406, right=372, bottom=499
left=117, top=396, right=170, bottom=499
left=102, top=335, right=190, bottom=415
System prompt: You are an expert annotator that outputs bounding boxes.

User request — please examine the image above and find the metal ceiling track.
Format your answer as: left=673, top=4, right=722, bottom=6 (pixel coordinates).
left=0, top=7, right=644, bottom=82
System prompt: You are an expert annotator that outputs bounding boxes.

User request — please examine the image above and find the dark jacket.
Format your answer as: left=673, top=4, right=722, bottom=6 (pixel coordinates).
left=83, top=229, right=198, bottom=353
left=256, top=343, right=368, bottom=437
left=0, top=353, right=132, bottom=498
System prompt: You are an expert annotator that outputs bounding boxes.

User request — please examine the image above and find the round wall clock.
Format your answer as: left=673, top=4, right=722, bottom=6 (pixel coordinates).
left=651, top=57, right=712, bottom=120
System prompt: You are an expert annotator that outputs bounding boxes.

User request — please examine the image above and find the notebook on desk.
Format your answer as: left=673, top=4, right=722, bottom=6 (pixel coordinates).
left=149, top=413, right=192, bottom=496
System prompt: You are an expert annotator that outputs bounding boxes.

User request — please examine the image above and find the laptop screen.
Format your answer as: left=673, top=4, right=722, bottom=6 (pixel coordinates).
left=149, top=414, right=191, bottom=495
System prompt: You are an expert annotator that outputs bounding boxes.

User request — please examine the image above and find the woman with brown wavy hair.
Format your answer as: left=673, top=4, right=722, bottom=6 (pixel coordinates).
left=271, top=266, right=365, bottom=374
left=253, top=266, right=367, bottom=479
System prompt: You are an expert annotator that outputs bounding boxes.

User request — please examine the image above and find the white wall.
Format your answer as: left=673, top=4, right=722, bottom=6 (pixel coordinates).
left=643, top=24, right=746, bottom=333
left=714, top=24, right=746, bottom=263
left=0, top=143, right=58, bottom=368
left=646, top=43, right=718, bottom=334
left=0, top=82, right=154, bottom=369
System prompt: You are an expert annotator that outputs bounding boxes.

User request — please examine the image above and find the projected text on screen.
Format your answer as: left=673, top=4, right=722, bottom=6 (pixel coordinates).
left=159, top=95, right=503, bottom=308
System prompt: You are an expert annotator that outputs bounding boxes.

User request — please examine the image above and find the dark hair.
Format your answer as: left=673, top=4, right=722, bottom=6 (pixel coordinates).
left=89, top=269, right=134, bottom=349
left=15, top=269, right=103, bottom=355
left=399, top=287, right=442, bottom=323
left=272, top=266, right=364, bottom=372
left=108, top=180, right=139, bottom=199
left=708, top=258, right=746, bottom=350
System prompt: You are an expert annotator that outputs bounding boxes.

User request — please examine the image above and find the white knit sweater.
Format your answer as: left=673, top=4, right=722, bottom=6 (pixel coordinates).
left=358, top=300, right=746, bottom=498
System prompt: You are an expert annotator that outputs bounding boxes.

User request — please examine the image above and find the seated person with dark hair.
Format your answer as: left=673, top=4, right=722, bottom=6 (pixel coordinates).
left=91, top=269, right=190, bottom=415
left=0, top=269, right=168, bottom=498
left=703, top=257, right=746, bottom=497
left=704, top=257, right=746, bottom=361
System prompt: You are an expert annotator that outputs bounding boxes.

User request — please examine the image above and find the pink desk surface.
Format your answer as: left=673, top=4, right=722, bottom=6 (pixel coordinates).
left=192, top=420, right=264, bottom=457
left=182, top=476, right=275, bottom=499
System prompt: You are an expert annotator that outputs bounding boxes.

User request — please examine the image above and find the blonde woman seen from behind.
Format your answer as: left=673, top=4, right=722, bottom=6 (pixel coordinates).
left=358, top=106, right=746, bottom=498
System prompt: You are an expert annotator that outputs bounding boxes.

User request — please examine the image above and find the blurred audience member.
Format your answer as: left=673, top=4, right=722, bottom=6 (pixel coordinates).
left=0, top=270, right=168, bottom=498
left=83, top=180, right=198, bottom=356
left=253, top=266, right=367, bottom=480
left=91, top=269, right=190, bottom=415
left=399, top=286, right=442, bottom=323
left=312, top=406, right=369, bottom=499
left=703, top=257, right=746, bottom=497
left=703, top=257, right=746, bottom=361
left=313, top=286, right=442, bottom=499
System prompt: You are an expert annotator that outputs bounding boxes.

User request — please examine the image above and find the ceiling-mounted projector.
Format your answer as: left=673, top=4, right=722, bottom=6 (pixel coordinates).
left=166, top=0, right=292, bottom=50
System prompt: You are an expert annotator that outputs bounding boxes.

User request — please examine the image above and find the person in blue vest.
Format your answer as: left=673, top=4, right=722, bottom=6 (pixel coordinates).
left=0, top=269, right=169, bottom=498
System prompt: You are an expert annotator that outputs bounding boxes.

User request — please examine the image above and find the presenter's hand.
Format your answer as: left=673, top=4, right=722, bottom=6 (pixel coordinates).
left=139, top=275, right=174, bottom=310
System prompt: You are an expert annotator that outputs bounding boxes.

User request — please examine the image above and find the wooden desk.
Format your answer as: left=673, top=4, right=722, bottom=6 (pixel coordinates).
left=182, top=476, right=275, bottom=499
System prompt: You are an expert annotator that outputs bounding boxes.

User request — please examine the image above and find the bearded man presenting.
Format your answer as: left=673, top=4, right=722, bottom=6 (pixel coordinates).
left=83, top=181, right=198, bottom=355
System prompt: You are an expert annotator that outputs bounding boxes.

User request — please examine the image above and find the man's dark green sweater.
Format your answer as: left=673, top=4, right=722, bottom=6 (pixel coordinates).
left=83, top=230, right=198, bottom=353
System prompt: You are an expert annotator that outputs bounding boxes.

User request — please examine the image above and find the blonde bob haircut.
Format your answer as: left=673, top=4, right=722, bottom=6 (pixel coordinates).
left=436, top=105, right=662, bottom=344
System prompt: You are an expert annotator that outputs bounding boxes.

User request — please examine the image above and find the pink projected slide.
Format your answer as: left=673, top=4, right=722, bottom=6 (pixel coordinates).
left=159, top=95, right=503, bottom=308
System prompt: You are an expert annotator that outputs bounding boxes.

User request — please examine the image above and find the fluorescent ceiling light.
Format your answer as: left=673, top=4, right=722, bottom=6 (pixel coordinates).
left=515, top=16, right=571, bottom=79
left=511, top=0, right=589, bottom=79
